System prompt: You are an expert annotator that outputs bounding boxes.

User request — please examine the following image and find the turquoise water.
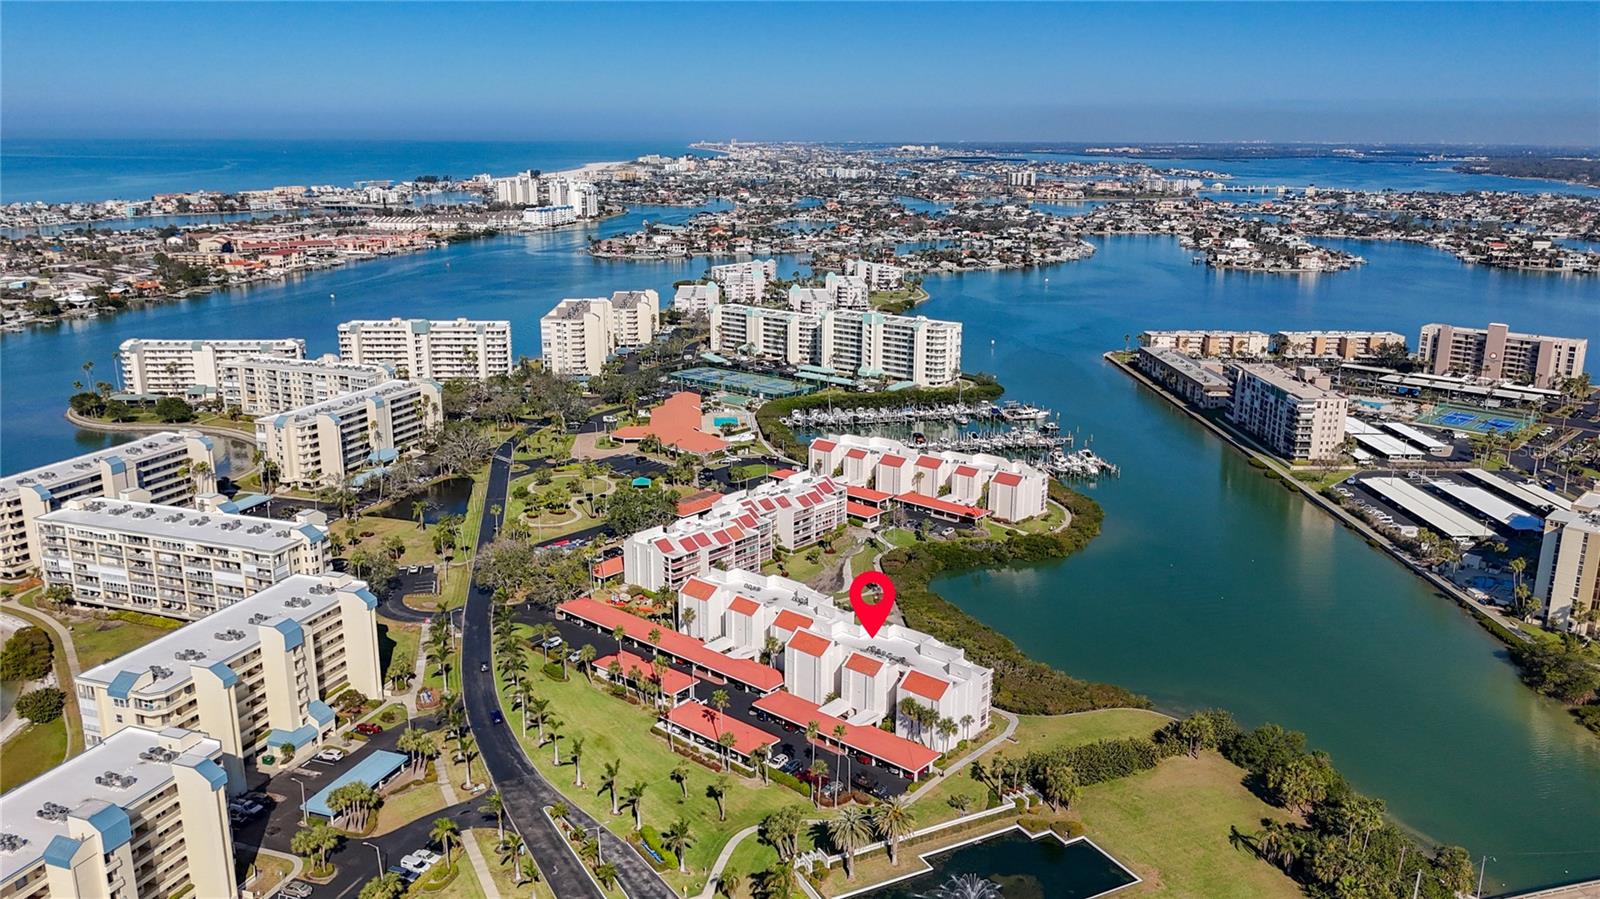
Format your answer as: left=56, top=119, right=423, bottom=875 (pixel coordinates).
left=0, top=139, right=698, bottom=204
left=3, top=145, right=1600, bottom=890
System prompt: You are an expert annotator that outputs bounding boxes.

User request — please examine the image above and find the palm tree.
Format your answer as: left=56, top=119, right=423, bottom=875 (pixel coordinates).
left=490, top=503, right=503, bottom=530
left=527, top=697, right=550, bottom=743
left=482, top=790, right=505, bottom=841
left=671, top=762, right=690, bottom=799
left=547, top=716, right=564, bottom=765
left=359, top=872, right=406, bottom=899
left=622, top=781, right=647, bottom=830
left=600, top=760, right=623, bottom=815
left=430, top=817, right=461, bottom=866
left=290, top=821, right=341, bottom=874
left=708, top=775, right=729, bottom=822
left=662, top=818, right=693, bottom=874
left=413, top=500, right=427, bottom=528
left=594, top=863, right=618, bottom=890
left=828, top=806, right=874, bottom=880
left=717, top=731, right=737, bottom=771
left=805, top=720, right=821, bottom=770
left=578, top=644, right=597, bottom=681
left=569, top=736, right=586, bottom=787
left=808, top=759, right=830, bottom=806
left=455, top=733, right=477, bottom=789
left=872, top=797, right=914, bottom=866
left=498, top=832, right=527, bottom=885
left=713, top=871, right=743, bottom=899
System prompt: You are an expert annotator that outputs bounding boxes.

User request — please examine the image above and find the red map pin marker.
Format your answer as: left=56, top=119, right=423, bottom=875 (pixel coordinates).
left=849, top=571, right=896, bottom=638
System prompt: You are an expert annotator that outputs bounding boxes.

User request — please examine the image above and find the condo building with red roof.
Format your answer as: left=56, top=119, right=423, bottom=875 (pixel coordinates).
left=622, top=471, right=846, bottom=591
left=808, top=433, right=1048, bottom=522
left=676, top=567, right=992, bottom=754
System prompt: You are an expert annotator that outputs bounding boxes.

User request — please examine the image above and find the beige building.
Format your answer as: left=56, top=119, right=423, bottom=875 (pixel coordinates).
left=672, top=282, right=722, bottom=316
left=539, top=291, right=660, bottom=377
left=0, top=726, right=236, bottom=899
left=75, top=573, right=383, bottom=786
left=337, top=317, right=513, bottom=380
left=1534, top=493, right=1600, bottom=634
left=1273, top=330, right=1405, bottom=360
left=37, top=498, right=330, bottom=619
left=0, top=431, right=222, bottom=579
left=1418, top=322, right=1587, bottom=388
left=1227, top=363, right=1348, bottom=461
left=118, top=337, right=305, bottom=396
left=708, top=259, right=776, bottom=303
left=254, top=379, right=443, bottom=487
left=846, top=259, right=905, bottom=290
left=1135, top=347, right=1234, bottom=409
left=219, top=353, right=395, bottom=415
left=710, top=305, right=963, bottom=387
left=1139, top=330, right=1270, bottom=358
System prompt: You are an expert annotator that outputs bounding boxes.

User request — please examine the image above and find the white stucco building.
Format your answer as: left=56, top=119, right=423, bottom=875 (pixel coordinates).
left=337, top=318, right=513, bottom=381
left=710, top=305, right=963, bottom=387
left=119, top=338, right=305, bottom=396
left=219, top=353, right=394, bottom=415
left=539, top=291, right=660, bottom=377
left=254, top=380, right=443, bottom=487
left=807, top=434, right=1049, bottom=522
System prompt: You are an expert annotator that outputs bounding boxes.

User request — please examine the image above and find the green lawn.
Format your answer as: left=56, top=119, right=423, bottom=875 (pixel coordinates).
left=849, top=542, right=879, bottom=578
left=945, top=709, right=1301, bottom=899
left=880, top=527, right=919, bottom=548
left=371, top=780, right=450, bottom=836
left=469, top=828, right=556, bottom=899
left=378, top=615, right=420, bottom=685
left=63, top=616, right=176, bottom=669
left=0, top=718, right=69, bottom=793
left=494, top=632, right=806, bottom=896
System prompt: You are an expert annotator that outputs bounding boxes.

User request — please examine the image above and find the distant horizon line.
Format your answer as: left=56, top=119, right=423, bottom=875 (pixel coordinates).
left=4, top=135, right=1597, bottom=153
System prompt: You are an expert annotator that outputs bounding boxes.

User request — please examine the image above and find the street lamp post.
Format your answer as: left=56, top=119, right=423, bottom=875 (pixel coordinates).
left=290, top=777, right=308, bottom=826
left=362, top=841, right=384, bottom=876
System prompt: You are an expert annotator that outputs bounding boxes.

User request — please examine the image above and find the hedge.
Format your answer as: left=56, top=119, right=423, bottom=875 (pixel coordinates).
left=16, top=687, right=65, bottom=723
left=639, top=825, right=678, bottom=870
left=878, top=482, right=1149, bottom=715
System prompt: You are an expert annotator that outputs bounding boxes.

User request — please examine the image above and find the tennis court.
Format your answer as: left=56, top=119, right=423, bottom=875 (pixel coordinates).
left=1416, top=403, right=1536, bottom=435
left=672, top=366, right=814, bottom=398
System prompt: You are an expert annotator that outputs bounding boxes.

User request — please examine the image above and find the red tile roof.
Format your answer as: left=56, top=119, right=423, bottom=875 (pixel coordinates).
left=847, top=502, right=885, bottom=520
left=915, top=456, right=943, bottom=469
left=993, top=471, right=1024, bottom=488
left=901, top=669, right=951, bottom=701
left=681, top=577, right=718, bottom=601
left=613, top=392, right=729, bottom=455
left=591, top=556, right=624, bottom=579
left=666, top=702, right=778, bottom=756
left=772, top=609, right=814, bottom=633
left=753, top=691, right=940, bottom=774
left=847, top=485, right=892, bottom=504
left=896, top=492, right=991, bottom=520
left=729, top=595, right=760, bottom=616
left=769, top=468, right=797, bottom=480
left=879, top=455, right=908, bottom=468
left=558, top=598, right=783, bottom=691
left=811, top=439, right=837, bottom=452
left=676, top=490, right=724, bottom=517
left=954, top=465, right=980, bottom=478
left=787, top=630, right=832, bottom=658
left=595, top=650, right=697, bottom=695
left=843, top=653, right=884, bottom=677
left=845, top=448, right=869, bottom=460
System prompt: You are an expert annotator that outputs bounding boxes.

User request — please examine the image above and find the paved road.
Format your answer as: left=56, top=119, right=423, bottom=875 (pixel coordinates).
left=461, top=433, right=676, bottom=899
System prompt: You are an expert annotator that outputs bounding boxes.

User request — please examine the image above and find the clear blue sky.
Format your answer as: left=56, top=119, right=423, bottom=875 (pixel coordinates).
left=4, top=2, right=1596, bottom=145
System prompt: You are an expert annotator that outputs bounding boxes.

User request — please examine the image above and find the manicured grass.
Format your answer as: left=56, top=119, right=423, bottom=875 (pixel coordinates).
left=937, top=709, right=1302, bottom=899
left=763, top=549, right=829, bottom=586
left=470, top=828, right=556, bottom=899
left=378, top=615, right=420, bottom=688
left=0, top=718, right=69, bottom=793
left=849, top=542, right=879, bottom=578
left=418, top=859, right=489, bottom=899
left=881, top=527, right=919, bottom=548
left=340, top=515, right=441, bottom=568
left=372, top=780, right=450, bottom=836
left=493, top=634, right=805, bottom=896
left=60, top=614, right=176, bottom=670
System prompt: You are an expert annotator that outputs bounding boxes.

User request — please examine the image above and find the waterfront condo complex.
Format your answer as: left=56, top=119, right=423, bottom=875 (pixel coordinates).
left=708, top=259, right=777, bottom=303
left=74, top=573, right=383, bottom=785
left=0, top=431, right=222, bottom=578
left=336, top=317, right=513, bottom=381
left=1134, top=347, right=1235, bottom=409
left=1226, top=363, right=1349, bottom=461
left=709, top=304, right=963, bottom=387
left=0, top=726, right=236, bottom=899
left=118, top=338, right=306, bottom=397
left=679, top=567, right=993, bottom=753
left=623, top=471, right=846, bottom=591
left=845, top=258, right=906, bottom=290
left=1417, top=321, right=1588, bottom=388
left=253, top=379, right=444, bottom=487
left=537, top=290, right=661, bottom=376
left=1139, top=329, right=1270, bottom=358
left=36, top=498, right=330, bottom=619
left=1273, top=330, right=1406, bottom=360
left=1534, top=491, right=1600, bottom=633
left=218, top=353, right=395, bottom=415
left=807, top=434, right=1050, bottom=522
left=672, top=281, right=722, bottom=316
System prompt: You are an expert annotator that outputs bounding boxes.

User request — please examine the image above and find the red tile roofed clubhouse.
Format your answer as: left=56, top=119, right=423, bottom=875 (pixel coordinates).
left=559, top=598, right=941, bottom=778
left=611, top=392, right=729, bottom=455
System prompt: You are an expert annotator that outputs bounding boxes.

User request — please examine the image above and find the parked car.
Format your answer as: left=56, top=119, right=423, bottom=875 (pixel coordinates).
left=314, top=748, right=345, bottom=763
left=540, top=635, right=564, bottom=650
left=852, top=773, right=872, bottom=790
left=280, top=880, right=314, bottom=899
left=400, top=850, right=442, bottom=875
left=354, top=722, right=382, bottom=736
left=388, top=865, right=419, bottom=884
left=766, top=753, right=790, bottom=769
left=869, top=783, right=893, bottom=800
left=229, top=798, right=265, bottom=817
left=821, top=781, right=845, bottom=797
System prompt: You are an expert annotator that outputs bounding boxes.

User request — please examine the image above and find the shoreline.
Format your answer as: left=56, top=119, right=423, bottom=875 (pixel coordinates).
left=1103, top=351, right=1591, bottom=727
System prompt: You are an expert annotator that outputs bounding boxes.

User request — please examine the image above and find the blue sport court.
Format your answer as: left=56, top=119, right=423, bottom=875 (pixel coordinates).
left=1418, top=404, right=1534, bottom=435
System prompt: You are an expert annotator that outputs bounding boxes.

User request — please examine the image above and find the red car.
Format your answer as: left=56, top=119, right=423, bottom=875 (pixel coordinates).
left=354, top=723, right=382, bottom=736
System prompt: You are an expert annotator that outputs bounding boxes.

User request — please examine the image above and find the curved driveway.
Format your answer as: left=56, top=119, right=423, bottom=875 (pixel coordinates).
left=461, top=432, right=675, bottom=899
